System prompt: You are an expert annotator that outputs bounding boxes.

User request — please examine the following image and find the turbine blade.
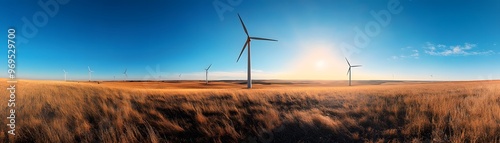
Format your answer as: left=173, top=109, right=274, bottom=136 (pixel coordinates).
left=250, top=37, right=278, bottom=41
left=237, top=14, right=249, bottom=37
left=207, top=64, right=212, bottom=70
left=347, top=67, right=351, bottom=76
left=345, top=58, right=351, bottom=66
left=237, top=40, right=249, bottom=62
left=351, top=65, right=362, bottom=67
left=124, top=68, right=127, bottom=74
left=88, top=66, right=91, bottom=71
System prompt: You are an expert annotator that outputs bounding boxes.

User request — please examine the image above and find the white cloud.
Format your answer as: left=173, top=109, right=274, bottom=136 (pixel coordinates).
left=390, top=47, right=419, bottom=60
left=410, top=50, right=419, bottom=58
left=424, top=42, right=493, bottom=56
left=464, top=43, right=474, bottom=50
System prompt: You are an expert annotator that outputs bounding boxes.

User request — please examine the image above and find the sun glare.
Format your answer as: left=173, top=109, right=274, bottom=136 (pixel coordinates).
left=315, top=60, right=325, bottom=69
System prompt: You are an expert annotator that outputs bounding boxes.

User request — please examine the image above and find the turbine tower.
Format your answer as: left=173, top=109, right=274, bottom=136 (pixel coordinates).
left=88, top=66, right=94, bottom=82
left=63, top=69, right=68, bottom=81
left=123, top=68, right=128, bottom=81
left=205, top=64, right=212, bottom=85
left=236, top=13, right=278, bottom=89
left=345, top=58, right=361, bottom=86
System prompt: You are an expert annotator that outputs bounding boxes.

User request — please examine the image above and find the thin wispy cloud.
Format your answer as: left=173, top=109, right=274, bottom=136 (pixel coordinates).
left=391, top=47, right=419, bottom=60
left=410, top=50, right=419, bottom=58
left=424, top=42, right=494, bottom=56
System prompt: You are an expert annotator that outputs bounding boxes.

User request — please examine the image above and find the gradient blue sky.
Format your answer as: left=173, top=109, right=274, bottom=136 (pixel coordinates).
left=1, top=0, right=499, bottom=81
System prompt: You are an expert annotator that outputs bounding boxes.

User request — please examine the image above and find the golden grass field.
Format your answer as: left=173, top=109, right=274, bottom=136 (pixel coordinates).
left=1, top=79, right=499, bottom=142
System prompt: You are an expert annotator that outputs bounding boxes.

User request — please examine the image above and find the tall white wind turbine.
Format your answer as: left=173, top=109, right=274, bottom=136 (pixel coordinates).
left=63, top=69, right=68, bottom=81
left=88, top=66, right=94, bottom=82
left=345, top=58, right=361, bottom=86
left=236, top=14, right=278, bottom=89
left=123, top=68, right=128, bottom=81
left=205, top=64, right=212, bottom=84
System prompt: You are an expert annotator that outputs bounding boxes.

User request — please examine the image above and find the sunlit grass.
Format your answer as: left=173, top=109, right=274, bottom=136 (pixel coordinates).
left=0, top=79, right=499, bottom=142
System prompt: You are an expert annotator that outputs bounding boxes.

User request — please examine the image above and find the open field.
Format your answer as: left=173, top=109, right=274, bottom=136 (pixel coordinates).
left=72, top=80, right=436, bottom=89
left=1, top=79, right=500, bottom=142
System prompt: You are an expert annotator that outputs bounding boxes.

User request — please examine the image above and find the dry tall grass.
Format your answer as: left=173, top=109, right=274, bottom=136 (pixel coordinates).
left=0, top=79, right=499, bottom=142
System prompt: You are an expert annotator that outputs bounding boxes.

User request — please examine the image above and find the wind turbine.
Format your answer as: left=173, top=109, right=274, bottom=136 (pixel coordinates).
left=123, top=68, right=128, bottom=81
left=345, top=58, right=361, bottom=86
left=205, top=64, right=212, bottom=85
left=88, top=66, right=94, bottom=82
left=63, top=69, right=68, bottom=81
left=236, top=13, right=278, bottom=89
left=178, top=74, right=182, bottom=82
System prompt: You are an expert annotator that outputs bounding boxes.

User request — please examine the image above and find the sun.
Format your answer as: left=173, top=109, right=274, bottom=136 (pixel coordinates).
left=315, top=60, right=325, bottom=69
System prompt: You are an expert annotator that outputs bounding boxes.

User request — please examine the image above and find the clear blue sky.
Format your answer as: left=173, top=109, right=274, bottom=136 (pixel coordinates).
left=1, top=0, right=499, bottom=81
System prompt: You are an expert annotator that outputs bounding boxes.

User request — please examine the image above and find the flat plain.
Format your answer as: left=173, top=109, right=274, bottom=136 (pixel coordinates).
left=1, top=79, right=499, bottom=142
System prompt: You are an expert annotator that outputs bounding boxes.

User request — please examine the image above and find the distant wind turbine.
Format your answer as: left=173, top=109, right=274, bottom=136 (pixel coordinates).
left=236, top=13, right=278, bottom=89
left=179, top=74, right=182, bottom=81
left=88, top=66, right=94, bottom=82
left=63, top=69, right=68, bottom=81
left=123, top=68, right=128, bottom=81
left=345, top=58, right=361, bottom=86
left=205, top=64, right=212, bottom=84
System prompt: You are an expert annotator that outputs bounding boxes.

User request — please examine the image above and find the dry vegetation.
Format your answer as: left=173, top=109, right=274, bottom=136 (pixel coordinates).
left=0, top=79, right=499, bottom=142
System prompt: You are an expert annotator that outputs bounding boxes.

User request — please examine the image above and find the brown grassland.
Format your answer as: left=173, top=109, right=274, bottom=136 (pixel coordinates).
left=0, top=79, right=499, bottom=142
